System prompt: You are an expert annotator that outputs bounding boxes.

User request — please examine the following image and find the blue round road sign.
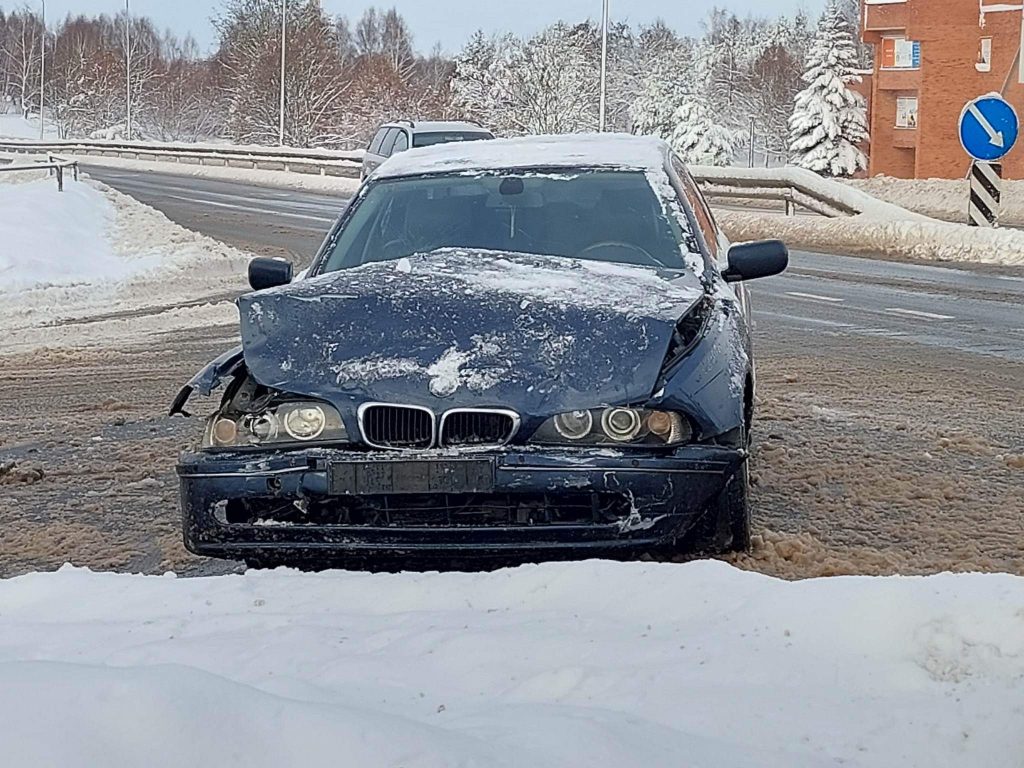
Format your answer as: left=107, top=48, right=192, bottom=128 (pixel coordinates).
left=959, top=95, right=1019, bottom=162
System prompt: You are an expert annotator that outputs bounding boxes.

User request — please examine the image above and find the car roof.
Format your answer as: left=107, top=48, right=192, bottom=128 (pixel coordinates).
left=382, top=121, right=492, bottom=134
left=374, top=133, right=672, bottom=180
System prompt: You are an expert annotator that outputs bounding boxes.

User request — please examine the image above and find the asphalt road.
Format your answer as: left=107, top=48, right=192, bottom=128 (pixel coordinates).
left=86, top=164, right=1024, bottom=365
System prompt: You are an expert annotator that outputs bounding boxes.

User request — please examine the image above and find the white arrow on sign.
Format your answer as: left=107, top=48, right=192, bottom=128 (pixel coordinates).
left=968, top=103, right=1005, bottom=148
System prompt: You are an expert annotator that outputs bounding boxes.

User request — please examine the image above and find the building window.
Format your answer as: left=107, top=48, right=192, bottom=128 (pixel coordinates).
left=881, top=37, right=921, bottom=69
left=896, top=96, right=918, bottom=129
left=977, top=38, right=993, bottom=72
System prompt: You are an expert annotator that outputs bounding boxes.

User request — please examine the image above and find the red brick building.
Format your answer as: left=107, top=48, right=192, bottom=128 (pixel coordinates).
left=862, top=0, right=1024, bottom=178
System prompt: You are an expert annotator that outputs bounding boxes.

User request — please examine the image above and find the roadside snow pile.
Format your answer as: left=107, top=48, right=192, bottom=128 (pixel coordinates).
left=717, top=209, right=1024, bottom=265
left=0, top=174, right=248, bottom=353
left=1, top=561, right=1021, bottom=768
left=848, top=175, right=1024, bottom=226
left=69, top=153, right=362, bottom=194
left=695, top=164, right=931, bottom=221
left=695, top=165, right=1024, bottom=265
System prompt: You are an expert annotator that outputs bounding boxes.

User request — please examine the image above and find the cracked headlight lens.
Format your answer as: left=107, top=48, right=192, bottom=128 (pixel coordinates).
left=532, top=408, right=693, bottom=447
left=203, top=400, right=347, bottom=450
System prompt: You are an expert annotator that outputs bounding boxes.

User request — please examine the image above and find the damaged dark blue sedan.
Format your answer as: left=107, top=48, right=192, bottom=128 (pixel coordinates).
left=172, top=134, right=788, bottom=568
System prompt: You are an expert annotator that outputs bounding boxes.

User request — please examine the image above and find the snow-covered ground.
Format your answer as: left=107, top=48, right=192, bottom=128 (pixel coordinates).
left=74, top=153, right=363, bottom=194
left=0, top=168, right=249, bottom=353
left=1, top=560, right=1021, bottom=768
left=848, top=175, right=1024, bottom=227
left=0, top=111, right=58, bottom=139
left=717, top=208, right=1024, bottom=266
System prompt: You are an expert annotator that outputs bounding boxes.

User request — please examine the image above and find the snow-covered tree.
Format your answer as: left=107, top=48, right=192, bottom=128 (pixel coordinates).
left=788, top=1, right=868, bottom=177
left=451, top=23, right=600, bottom=135
left=669, top=99, right=736, bottom=166
left=629, top=34, right=690, bottom=139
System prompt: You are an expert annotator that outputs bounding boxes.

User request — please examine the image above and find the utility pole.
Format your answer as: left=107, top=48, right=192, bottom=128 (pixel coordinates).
left=279, top=0, right=287, bottom=145
left=39, top=0, right=45, bottom=139
left=748, top=117, right=755, bottom=168
left=598, top=0, right=609, bottom=132
left=125, top=0, right=132, bottom=141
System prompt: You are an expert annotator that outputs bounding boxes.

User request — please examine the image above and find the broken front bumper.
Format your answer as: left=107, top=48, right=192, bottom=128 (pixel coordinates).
left=176, top=445, right=745, bottom=560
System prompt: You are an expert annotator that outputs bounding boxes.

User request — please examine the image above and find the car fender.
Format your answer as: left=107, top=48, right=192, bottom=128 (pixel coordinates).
left=169, top=345, right=245, bottom=417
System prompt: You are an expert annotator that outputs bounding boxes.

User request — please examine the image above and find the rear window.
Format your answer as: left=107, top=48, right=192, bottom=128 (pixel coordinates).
left=412, top=131, right=493, bottom=148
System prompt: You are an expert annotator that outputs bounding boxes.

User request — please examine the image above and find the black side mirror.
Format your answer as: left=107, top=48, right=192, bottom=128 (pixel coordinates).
left=723, top=240, right=789, bottom=283
left=248, top=257, right=293, bottom=291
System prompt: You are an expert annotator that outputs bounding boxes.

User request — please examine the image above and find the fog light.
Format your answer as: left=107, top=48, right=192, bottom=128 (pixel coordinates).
left=212, top=418, right=238, bottom=446
left=554, top=410, right=593, bottom=440
left=283, top=405, right=326, bottom=440
left=602, top=408, right=642, bottom=442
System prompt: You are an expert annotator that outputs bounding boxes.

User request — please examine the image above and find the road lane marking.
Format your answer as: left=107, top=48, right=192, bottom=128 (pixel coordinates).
left=753, top=311, right=854, bottom=328
left=884, top=308, right=955, bottom=321
left=165, top=194, right=335, bottom=223
left=785, top=291, right=845, bottom=303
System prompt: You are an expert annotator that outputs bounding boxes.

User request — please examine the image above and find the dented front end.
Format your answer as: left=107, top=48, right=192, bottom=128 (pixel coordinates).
left=176, top=442, right=744, bottom=560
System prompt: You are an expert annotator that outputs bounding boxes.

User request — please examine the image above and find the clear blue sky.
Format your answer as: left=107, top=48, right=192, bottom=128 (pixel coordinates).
left=17, top=0, right=823, bottom=53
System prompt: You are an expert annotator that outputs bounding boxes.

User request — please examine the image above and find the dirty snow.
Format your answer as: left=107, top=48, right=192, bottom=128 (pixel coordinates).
left=375, top=133, right=669, bottom=180
left=1, top=561, right=1022, bottom=768
left=0, top=173, right=249, bottom=353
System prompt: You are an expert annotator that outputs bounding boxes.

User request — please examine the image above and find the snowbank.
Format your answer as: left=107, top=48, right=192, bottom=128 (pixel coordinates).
left=717, top=209, right=1024, bottom=266
left=694, top=164, right=931, bottom=221
left=1, top=560, right=1021, bottom=768
left=0, top=173, right=249, bottom=353
left=848, top=175, right=1024, bottom=227
left=74, top=153, right=362, bottom=194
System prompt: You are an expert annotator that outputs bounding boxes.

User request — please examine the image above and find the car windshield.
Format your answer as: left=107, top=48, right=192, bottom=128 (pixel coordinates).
left=320, top=170, right=698, bottom=273
left=412, top=131, right=493, bottom=147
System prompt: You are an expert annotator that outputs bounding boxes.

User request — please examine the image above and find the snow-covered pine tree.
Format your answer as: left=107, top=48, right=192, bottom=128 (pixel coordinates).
left=669, top=99, right=736, bottom=166
left=788, top=0, right=868, bottom=177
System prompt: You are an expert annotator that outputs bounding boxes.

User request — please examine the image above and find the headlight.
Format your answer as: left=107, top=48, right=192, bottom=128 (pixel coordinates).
left=531, top=407, right=693, bottom=447
left=553, top=410, right=594, bottom=440
left=203, top=400, right=348, bottom=450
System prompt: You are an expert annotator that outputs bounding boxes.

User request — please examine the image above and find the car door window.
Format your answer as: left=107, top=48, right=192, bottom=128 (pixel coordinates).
left=368, top=129, right=387, bottom=155
left=392, top=130, right=409, bottom=154
left=379, top=129, right=401, bottom=158
left=671, top=157, right=720, bottom=261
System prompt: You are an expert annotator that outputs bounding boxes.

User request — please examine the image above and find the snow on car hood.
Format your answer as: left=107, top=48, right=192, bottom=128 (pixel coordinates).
left=237, top=250, right=704, bottom=414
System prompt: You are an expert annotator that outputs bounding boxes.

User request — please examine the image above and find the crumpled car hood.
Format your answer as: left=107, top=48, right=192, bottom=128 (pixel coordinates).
left=237, top=250, right=704, bottom=415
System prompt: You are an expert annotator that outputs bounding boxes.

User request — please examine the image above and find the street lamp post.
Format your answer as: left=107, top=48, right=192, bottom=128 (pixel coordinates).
left=598, top=0, right=609, bottom=132
left=39, top=0, right=45, bottom=139
left=279, top=0, right=287, bottom=145
left=125, top=0, right=132, bottom=141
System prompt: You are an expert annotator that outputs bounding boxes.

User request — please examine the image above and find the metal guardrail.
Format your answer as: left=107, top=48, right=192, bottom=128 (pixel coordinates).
left=0, top=153, right=79, bottom=191
left=0, top=139, right=364, bottom=178
left=690, top=166, right=860, bottom=218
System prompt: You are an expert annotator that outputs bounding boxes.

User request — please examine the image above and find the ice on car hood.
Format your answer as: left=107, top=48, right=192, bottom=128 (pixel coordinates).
left=238, top=250, right=704, bottom=414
